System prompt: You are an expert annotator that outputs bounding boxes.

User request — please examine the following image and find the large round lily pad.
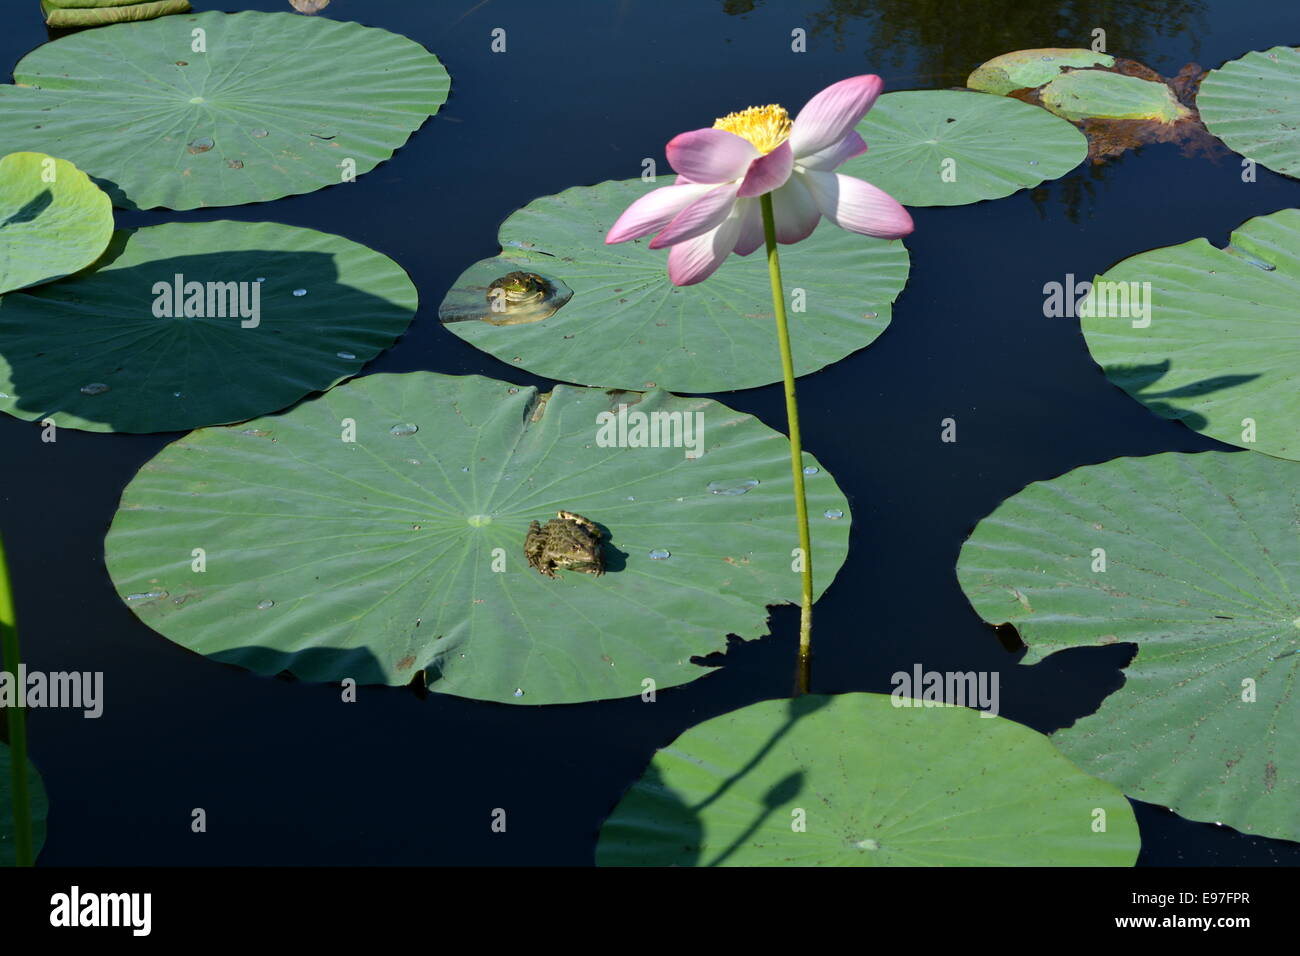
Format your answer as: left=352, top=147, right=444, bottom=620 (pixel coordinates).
left=0, top=220, right=418, bottom=433
left=957, top=451, right=1300, bottom=842
left=0, top=152, right=113, bottom=295
left=967, top=48, right=1115, bottom=96
left=597, top=693, right=1140, bottom=866
left=839, top=90, right=1087, bottom=207
left=1080, top=207, right=1300, bottom=461
left=1039, top=70, right=1190, bottom=123
left=0, top=742, right=47, bottom=866
left=0, top=11, right=449, bottom=209
left=439, top=179, right=910, bottom=394
left=1198, top=46, right=1300, bottom=179
left=104, top=372, right=853, bottom=705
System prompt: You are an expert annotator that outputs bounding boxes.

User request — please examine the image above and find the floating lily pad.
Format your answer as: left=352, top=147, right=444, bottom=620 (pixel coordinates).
left=42, top=0, right=191, bottom=29
left=1198, top=46, right=1300, bottom=179
left=967, top=48, right=1116, bottom=96
left=597, top=693, right=1139, bottom=866
left=1080, top=207, right=1300, bottom=461
left=0, top=11, right=449, bottom=209
left=0, top=152, right=112, bottom=295
left=0, top=742, right=46, bottom=867
left=439, top=179, right=910, bottom=394
left=0, top=220, right=418, bottom=433
left=104, top=373, right=853, bottom=705
left=957, top=451, right=1300, bottom=842
left=840, top=90, right=1087, bottom=207
left=1039, top=70, right=1190, bottom=123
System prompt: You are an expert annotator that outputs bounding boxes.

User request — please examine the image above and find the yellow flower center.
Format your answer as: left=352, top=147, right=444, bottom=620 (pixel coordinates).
left=713, top=104, right=792, bottom=154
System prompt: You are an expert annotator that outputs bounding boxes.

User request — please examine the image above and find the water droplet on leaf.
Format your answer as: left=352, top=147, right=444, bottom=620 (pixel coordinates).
left=707, top=478, right=760, bottom=496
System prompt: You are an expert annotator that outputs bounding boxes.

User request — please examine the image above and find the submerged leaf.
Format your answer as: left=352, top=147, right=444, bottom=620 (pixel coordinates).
left=0, top=741, right=47, bottom=867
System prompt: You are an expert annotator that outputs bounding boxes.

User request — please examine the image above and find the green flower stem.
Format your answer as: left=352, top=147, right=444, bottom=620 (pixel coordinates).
left=759, top=192, right=813, bottom=695
left=0, top=534, right=33, bottom=866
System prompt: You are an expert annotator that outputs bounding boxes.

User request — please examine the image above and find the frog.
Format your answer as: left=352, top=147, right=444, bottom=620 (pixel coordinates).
left=524, top=511, right=605, bottom=578
left=487, top=271, right=550, bottom=309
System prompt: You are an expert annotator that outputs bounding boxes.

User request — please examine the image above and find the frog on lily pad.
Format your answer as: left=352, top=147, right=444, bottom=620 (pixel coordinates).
left=525, top=511, right=605, bottom=578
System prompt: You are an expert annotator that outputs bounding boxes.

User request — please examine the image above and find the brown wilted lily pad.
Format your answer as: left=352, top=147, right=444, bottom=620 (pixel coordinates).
left=969, top=49, right=1221, bottom=163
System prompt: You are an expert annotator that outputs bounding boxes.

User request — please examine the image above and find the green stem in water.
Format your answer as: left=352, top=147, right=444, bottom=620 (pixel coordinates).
left=759, top=192, right=814, bottom=695
left=0, top=533, right=33, bottom=866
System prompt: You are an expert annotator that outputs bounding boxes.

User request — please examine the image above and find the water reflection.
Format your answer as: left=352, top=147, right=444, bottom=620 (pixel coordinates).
left=722, top=1, right=1206, bottom=85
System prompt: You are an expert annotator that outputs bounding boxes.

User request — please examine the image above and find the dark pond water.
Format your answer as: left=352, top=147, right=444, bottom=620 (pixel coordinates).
left=3, top=0, right=1299, bottom=865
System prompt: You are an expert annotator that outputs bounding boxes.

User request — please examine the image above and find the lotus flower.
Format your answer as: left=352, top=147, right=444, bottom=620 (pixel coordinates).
left=605, top=75, right=913, bottom=285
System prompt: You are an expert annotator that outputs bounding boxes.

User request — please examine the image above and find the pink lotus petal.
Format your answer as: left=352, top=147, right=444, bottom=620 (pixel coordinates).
left=666, top=128, right=759, bottom=184
left=789, top=75, right=883, bottom=158
left=737, top=140, right=793, bottom=197
left=667, top=213, right=744, bottom=286
left=797, top=130, right=868, bottom=171
left=649, top=183, right=742, bottom=249
left=605, top=183, right=716, bottom=244
left=801, top=170, right=913, bottom=239
left=731, top=199, right=764, bottom=256
left=771, top=175, right=821, bottom=244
